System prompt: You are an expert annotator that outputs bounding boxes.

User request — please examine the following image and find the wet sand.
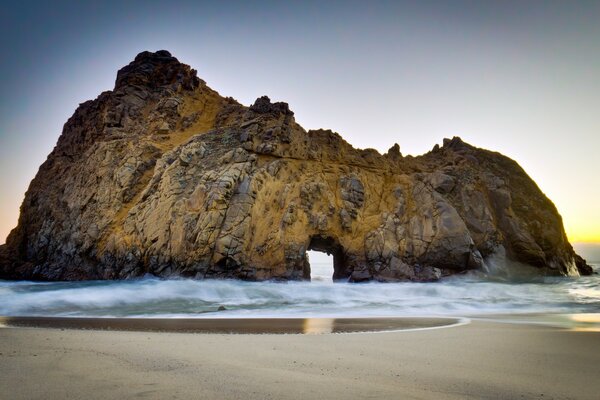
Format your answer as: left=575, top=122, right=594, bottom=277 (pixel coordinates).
left=1, top=318, right=599, bottom=399
left=0, top=316, right=460, bottom=334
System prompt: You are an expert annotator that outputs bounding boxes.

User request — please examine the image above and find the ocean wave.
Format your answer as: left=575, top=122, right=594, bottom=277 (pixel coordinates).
left=0, top=263, right=598, bottom=318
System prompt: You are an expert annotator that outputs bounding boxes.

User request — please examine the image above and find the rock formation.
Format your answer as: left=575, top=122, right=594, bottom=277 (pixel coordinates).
left=0, top=50, right=591, bottom=282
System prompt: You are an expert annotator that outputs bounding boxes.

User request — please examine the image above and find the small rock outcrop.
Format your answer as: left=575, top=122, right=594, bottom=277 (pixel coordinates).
left=0, top=51, right=591, bottom=281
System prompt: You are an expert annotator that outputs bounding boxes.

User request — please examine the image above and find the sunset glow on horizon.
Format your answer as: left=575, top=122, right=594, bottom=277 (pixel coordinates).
left=566, top=229, right=600, bottom=245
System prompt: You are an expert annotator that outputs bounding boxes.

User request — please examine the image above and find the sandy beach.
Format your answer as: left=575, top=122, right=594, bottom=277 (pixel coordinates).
left=1, top=318, right=599, bottom=400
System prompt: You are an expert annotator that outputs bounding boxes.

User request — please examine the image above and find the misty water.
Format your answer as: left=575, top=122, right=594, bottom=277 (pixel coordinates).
left=0, top=260, right=598, bottom=319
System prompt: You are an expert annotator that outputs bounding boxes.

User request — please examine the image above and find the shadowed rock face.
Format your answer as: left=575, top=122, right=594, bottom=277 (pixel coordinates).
left=0, top=51, right=592, bottom=281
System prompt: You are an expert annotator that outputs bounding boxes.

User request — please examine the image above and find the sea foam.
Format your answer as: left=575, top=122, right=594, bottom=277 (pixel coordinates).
left=0, top=263, right=598, bottom=318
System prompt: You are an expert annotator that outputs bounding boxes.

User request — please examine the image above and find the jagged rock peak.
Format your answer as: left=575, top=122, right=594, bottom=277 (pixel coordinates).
left=250, top=95, right=294, bottom=116
left=443, top=136, right=471, bottom=150
left=115, top=50, right=201, bottom=91
left=386, top=143, right=402, bottom=160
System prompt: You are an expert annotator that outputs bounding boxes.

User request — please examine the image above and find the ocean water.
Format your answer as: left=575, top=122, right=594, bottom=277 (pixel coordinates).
left=0, top=263, right=598, bottom=319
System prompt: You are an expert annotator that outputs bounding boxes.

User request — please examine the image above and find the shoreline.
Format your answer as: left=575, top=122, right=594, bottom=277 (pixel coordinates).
left=0, top=316, right=463, bottom=334
left=1, top=312, right=599, bottom=333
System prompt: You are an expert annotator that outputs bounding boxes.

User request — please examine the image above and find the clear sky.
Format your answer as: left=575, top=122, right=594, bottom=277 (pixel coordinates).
left=1, top=0, right=599, bottom=246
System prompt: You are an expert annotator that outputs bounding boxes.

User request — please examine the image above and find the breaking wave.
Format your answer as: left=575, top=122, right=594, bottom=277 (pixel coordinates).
left=0, top=263, right=598, bottom=318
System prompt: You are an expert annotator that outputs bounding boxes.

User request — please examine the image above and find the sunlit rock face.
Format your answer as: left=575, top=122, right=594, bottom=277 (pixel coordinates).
left=0, top=51, right=591, bottom=281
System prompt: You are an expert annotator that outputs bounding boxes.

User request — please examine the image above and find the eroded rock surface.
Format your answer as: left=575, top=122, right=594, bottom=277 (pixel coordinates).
left=0, top=51, right=591, bottom=281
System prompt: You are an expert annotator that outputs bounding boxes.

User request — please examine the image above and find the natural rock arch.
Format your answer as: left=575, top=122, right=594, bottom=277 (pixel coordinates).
left=306, top=235, right=351, bottom=281
left=0, top=50, right=591, bottom=281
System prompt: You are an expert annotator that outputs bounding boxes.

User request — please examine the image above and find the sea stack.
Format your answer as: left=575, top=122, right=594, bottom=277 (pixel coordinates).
left=0, top=51, right=591, bottom=281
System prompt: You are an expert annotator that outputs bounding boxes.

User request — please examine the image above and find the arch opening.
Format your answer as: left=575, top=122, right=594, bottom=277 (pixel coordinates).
left=307, top=235, right=351, bottom=282
left=307, top=250, right=332, bottom=282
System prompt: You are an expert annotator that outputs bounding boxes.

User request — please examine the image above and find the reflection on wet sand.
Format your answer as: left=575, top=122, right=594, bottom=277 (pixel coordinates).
left=302, top=318, right=334, bottom=334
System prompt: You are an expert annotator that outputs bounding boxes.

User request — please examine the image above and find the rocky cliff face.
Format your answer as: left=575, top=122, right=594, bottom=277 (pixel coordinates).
left=0, top=50, right=591, bottom=281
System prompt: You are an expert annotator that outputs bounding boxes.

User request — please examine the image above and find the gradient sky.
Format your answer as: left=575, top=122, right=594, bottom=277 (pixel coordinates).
left=1, top=0, right=599, bottom=247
